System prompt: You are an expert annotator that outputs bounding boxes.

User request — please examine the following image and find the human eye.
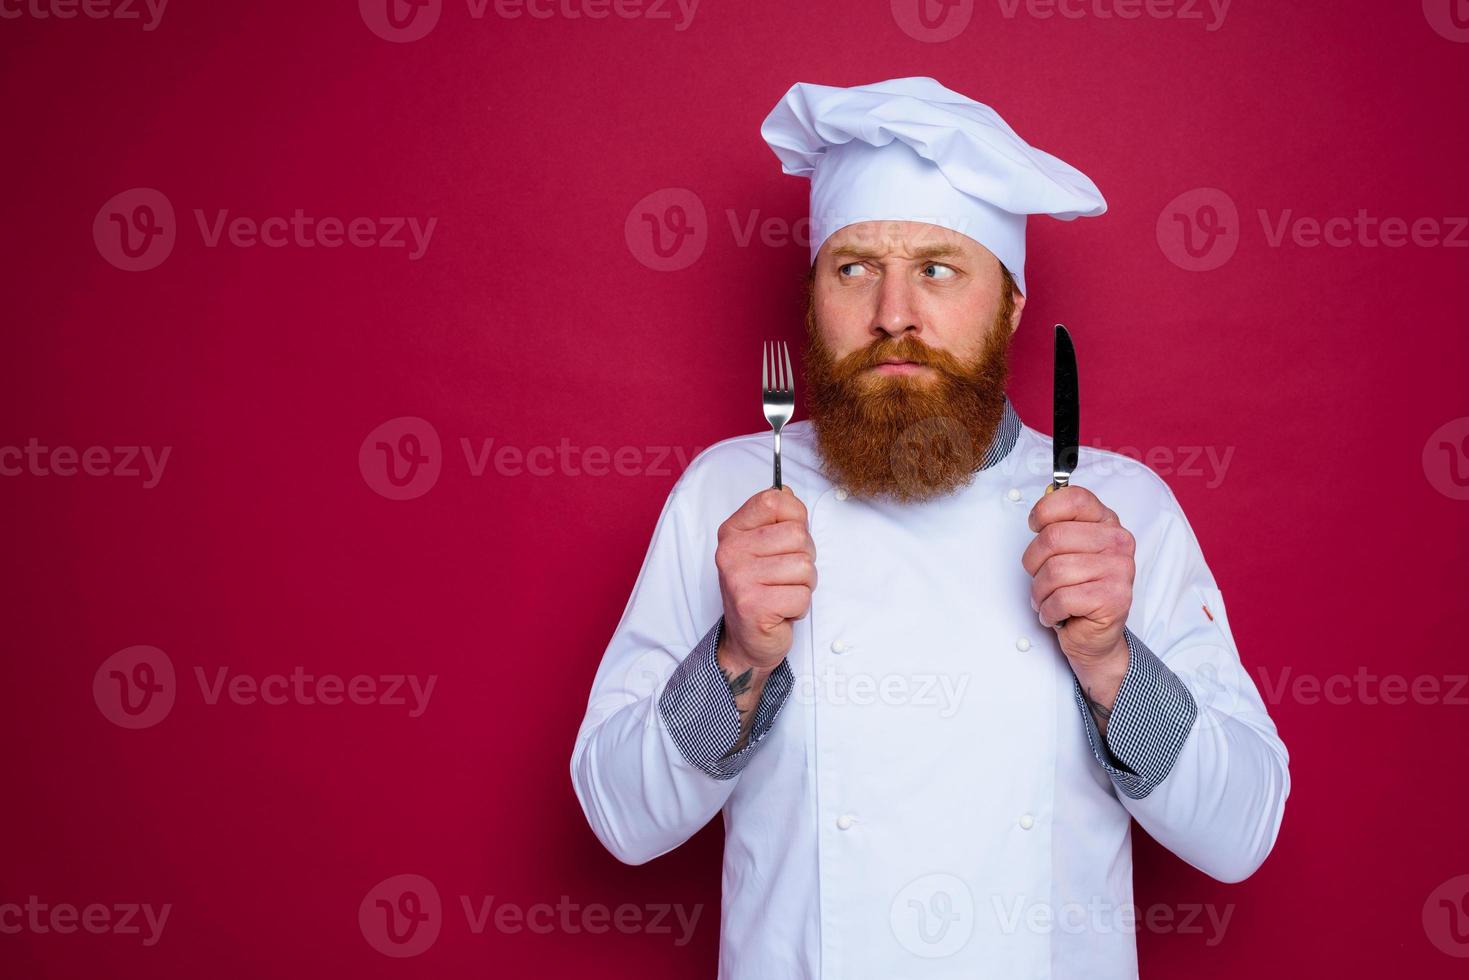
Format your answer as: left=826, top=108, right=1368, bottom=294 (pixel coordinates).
left=837, top=262, right=867, bottom=278
left=921, top=262, right=957, bottom=280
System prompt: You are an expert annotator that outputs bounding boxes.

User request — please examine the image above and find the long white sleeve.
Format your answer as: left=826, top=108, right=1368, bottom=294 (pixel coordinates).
left=570, top=472, right=791, bottom=865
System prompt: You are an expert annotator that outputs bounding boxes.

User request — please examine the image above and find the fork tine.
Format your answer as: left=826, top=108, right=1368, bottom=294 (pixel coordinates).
left=761, top=341, right=769, bottom=392
left=781, top=340, right=794, bottom=394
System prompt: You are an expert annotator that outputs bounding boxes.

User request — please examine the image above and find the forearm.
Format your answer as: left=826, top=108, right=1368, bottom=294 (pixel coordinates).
left=1068, top=638, right=1130, bottom=741
left=715, top=628, right=780, bottom=756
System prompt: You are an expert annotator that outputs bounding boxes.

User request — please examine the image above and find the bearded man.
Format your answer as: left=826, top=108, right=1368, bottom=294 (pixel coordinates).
left=571, top=77, right=1289, bottom=980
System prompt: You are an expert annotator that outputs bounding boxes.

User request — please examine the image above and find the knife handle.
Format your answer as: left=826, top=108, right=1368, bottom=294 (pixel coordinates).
left=1040, top=480, right=1069, bottom=628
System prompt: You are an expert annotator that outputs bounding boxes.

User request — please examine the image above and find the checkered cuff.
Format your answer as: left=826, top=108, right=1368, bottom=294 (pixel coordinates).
left=1073, top=626, right=1198, bottom=800
left=657, top=617, right=795, bottom=780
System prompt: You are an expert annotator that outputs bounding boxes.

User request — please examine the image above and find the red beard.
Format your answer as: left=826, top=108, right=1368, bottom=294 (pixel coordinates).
left=802, top=295, right=1014, bottom=503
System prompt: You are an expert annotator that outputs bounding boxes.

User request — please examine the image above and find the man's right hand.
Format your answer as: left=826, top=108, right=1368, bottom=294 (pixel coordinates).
left=715, top=486, right=817, bottom=672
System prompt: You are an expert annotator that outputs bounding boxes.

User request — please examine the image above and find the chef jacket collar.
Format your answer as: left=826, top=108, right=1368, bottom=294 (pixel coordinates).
left=978, top=394, right=1023, bottom=471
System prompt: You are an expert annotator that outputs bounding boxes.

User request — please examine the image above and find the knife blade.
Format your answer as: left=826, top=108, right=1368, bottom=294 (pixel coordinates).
left=1045, top=323, right=1079, bottom=630
left=1048, top=323, right=1079, bottom=495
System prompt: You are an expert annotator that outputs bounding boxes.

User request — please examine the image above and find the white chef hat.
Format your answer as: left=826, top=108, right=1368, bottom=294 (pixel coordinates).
left=759, top=76, right=1106, bottom=295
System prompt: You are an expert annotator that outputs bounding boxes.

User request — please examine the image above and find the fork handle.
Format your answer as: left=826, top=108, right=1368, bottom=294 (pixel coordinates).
left=772, top=431, right=782, bottom=490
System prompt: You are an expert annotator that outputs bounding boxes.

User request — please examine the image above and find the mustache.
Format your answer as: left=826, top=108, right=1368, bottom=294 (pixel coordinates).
left=833, top=335, right=971, bottom=378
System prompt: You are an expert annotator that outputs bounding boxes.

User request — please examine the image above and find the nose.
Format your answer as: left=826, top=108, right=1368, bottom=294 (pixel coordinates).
left=871, top=271, right=920, bottom=340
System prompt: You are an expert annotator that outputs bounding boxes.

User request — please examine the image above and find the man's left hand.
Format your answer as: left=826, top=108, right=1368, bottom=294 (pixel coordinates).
left=1021, top=485, right=1135, bottom=673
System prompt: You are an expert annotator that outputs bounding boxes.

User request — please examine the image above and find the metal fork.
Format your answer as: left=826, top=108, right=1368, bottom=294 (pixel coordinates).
left=762, top=340, right=795, bottom=489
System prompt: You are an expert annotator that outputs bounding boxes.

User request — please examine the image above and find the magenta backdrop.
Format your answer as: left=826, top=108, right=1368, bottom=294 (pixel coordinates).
left=4, top=0, right=1468, bottom=976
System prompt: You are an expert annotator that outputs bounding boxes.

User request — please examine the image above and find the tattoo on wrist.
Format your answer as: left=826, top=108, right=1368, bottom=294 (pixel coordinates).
left=718, top=663, right=757, bottom=757
left=721, top=664, right=754, bottom=700
left=1083, top=685, right=1113, bottom=725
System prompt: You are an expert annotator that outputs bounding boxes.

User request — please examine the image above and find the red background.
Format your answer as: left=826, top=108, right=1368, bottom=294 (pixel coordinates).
left=4, top=0, right=1468, bottom=975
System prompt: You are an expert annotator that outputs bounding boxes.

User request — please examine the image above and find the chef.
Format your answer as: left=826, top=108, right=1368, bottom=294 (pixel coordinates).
left=571, top=76, right=1289, bottom=979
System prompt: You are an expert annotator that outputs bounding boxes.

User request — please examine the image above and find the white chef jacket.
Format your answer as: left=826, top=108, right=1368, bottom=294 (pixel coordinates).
left=571, top=396, right=1290, bottom=979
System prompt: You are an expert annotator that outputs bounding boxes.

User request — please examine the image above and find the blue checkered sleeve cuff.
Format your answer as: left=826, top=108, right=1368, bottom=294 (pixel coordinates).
left=1073, top=626, right=1198, bottom=800
left=657, top=616, right=795, bottom=780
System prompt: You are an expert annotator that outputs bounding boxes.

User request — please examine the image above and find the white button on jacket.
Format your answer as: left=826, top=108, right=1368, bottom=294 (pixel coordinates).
left=571, top=405, right=1290, bottom=979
